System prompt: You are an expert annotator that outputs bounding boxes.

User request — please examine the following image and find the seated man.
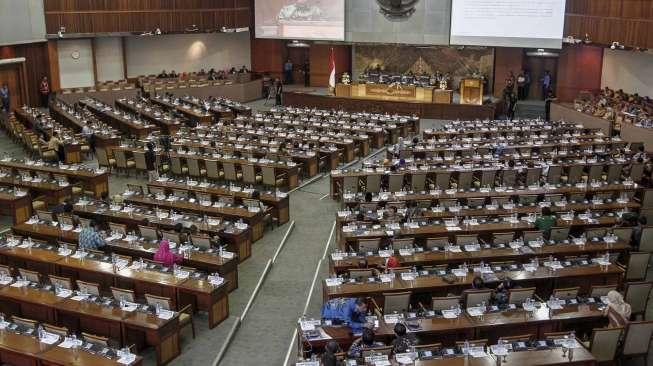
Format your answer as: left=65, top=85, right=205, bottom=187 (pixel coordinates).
left=534, top=207, right=556, bottom=238
left=347, top=328, right=384, bottom=359
left=321, top=297, right=368, bottom=331
left=391, top=323, right=416, bottom=354
left=78, top=219, right=106, bottom=250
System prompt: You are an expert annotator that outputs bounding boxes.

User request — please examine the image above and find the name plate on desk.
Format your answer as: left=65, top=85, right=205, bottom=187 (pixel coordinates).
left=365, top=84, right=417, bottom=98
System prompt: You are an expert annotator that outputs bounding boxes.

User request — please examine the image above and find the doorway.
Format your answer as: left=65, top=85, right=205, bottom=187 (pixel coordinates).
left=524, top=55, right=558, bottom=100
left=285, top=46, right=309, bottom=86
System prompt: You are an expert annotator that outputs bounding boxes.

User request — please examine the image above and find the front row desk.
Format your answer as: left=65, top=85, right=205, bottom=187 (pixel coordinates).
left=336, top=83, right=453, bottom=104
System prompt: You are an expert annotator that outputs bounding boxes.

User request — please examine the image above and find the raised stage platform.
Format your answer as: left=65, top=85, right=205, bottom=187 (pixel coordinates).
left=282, top=89, right=501, bottom=120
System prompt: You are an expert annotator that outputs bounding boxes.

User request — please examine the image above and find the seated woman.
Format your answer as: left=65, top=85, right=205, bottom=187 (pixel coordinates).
left=153, top=239, right=183, bottom=267
left=603, top=290, right=631, bottom=327
left=347, top=328, right=385, bottom=359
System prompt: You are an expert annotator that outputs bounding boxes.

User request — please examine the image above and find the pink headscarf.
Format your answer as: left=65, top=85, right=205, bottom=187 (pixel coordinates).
left=153, top=240, right=182, bottom=267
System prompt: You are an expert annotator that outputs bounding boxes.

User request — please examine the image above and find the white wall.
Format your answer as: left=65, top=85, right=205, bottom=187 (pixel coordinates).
left=601, top=49, right=653, bottom=96
left=125, top=32, right=251, bottom=77
left=95, top=37, right=124, bottom=82
left=57, top=39, right=94, bottom=89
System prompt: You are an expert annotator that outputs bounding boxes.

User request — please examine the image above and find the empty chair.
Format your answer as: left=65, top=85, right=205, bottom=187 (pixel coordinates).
left=11, top=316, right=38, bottom=330
left=358, top=238, right=381, bottom=252
left=566, top=165, right=584, bottom=184
left=413, top=343, right=443, bottom=357
left=549, top=227, right=570, bottom=242
left=585, top=228, right=607, bottom=239
left=479, top=169, right=497, bottom=188
left=455, top=339, right=488, bottom=348
left=145, top=293, right=195, bottom=338
left=456, top=234, right=478, bottom=245
left=96, top=148, right=116, bottom=170
left=388, top=174, right=404, bottom=192
left=82, top=332, right=109, bottom=347
left=382, top=292, right=411, bottom=314
left=431, top=296, right=461, bottom=311
left=621, top=320, right=653, bottom=363
left=625, top=252, right=651, bottom=281
left=127, top=184, right=144, bottom=195
left=606, top=163, right=624, bottom=183
left=587, top=164, right=604, bottom=182
left=467, top=197, right=486, bottom=209
left=501, top=169, right=517, bottom=187
left=191, top=235, right=211, bottom=251
left=522, top=230, right=544, bottom=243
left=111, top=287, right=135, bottom=302
left=507, top=287, right=536, bottom=305
left=463, top=289, right=493, bottom=307
left=205, top=159, right=223, bottom=180
left=589, top=284, right=618, bottom=297
left=425, top=237, right=449, bottom=250
left=187, top=158, right=206, bottom=178
left=109, top=223, right=127, bottom=235
left=552, top=287, right=579, bottom=300
left=76, top=280, right=100, bottom=296
left=161, top=231, right=181, bottom=244
left=241, top=164, right=261, bottom=185
left=366, top=175, right=382, bottom=193
left=546, top=165, right=562, bottom=184
left=359, top=202, right=378, bottom=212
left=410, top=173, right=426, bottom=192
left=585, top=327, right=623, bottom=363
left=43, top=323, right=69, bottom=337
left=457, top=171, right=473, bottom=190
left=138, top=225, right=159, bottom=242
left=492, top=232, right=515, bottom=245
left=392, top=238, right=414, bottom=250
left=348, top=268, right=375, bottom=279
left=624, top=281, right=652, bottom=319
left=518, top=195, right=538, bottom=205
left=222, top=162, right=241, bottom=181
left=261, top=166, right=286, bottom=188
left=544, top=193, right=564, bottom=203
left=435, top=172, right=451, bottom=189
left=49, top=274, right=73, bottom=290
left=114, top=149, right=136, bottom=172
left=342, top=176, right=359, bottom=194
left=0, top=264, right=11, bottom=277
left=172, top=189, right=189, bottom=199
left=524, top=167, right=542, bottom=186
left=612, top=227, right=632, bottom=243
left=629, top=163, right=645, bottom=182
left=36, top=210, right=54, bottom=222
left=148, top=186, right=166, bottom=195
left=18, top=268, right=40, bottom=283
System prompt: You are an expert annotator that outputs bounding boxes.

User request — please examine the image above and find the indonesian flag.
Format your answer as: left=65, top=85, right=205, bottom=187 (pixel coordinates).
left=328, top=47, right=336, bottom=90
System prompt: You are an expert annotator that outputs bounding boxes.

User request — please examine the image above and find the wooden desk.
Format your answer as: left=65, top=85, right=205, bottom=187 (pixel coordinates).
left=330, top=240, right=630, bottom=274
left=322, top=264, right=624, bottom=303
left=0, top=191, right=32, bottom=225
left=412, top=348, right=595, bottom=366
left=122, top=194, right=266, bottom=242
left=0, top=284, right=176, bottom=365
left=0, top=241, right=230, bottom=330
left=115, top=99, right=183, bottom=135
left=38, top=345, right=144, bottom=366
left=146, top=180, right=290, bottom=224
left=0, top=176, right=72, bottom=205
left=0, top=160, right=109, bottom=198
left=0, top=328, right=53, bottom=366
left=72, top=201, right=252, bottom=262
left=49, top=102, right=122, bottom=149
left=300, top=304, right=605, bottom=359
left=79, top=99, right=160, bottom=139
left=148, top=97, right=213, bottom=125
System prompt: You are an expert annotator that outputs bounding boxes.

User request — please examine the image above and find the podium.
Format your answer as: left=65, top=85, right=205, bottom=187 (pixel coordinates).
left=460, top=78, right=484, bottom=105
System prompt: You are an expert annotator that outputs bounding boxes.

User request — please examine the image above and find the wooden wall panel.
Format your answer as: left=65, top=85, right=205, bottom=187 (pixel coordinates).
left=564, top=0, right=653, bottom=49
left=309, top=44, right=351, bottom=87
left=493, top=48, right=524, bottom=97
left=250, top=38, right=284, bottom=79
left=556, top=45, right=603, bottom=102
left=0, top=64, right=23, bottom=111
left=43, top=0, right=251, bottom=34
left=14, top=43, right=53, bottom=106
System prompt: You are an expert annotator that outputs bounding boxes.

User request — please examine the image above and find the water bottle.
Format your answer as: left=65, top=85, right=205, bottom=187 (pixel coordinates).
left=37, top=325, right=44, bottom=341
left=463, top=339, right=470, bottom=356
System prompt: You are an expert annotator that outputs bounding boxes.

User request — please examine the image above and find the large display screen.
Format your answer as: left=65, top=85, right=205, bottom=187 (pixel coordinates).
left=450, top=0, right=566, bottom=48
left=255, top=0, right=345, bottom=41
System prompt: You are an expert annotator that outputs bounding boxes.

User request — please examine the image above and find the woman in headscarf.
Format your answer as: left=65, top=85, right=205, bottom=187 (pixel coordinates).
left=153, top=239, right=183, bottom=267
left=604, top=290, right=631, bottom=327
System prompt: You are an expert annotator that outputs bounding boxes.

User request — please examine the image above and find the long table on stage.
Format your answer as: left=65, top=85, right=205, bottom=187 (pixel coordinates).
left=283, top=91, right=500, bottom=120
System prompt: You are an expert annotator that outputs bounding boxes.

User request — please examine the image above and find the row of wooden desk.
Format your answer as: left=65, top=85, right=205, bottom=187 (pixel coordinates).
left=49, top=101, right=122, bottom=149
left=79, top=98, right=160, bottom=139
left=0, top=160, right=109, bottom=198
left=115, top=99, right=183, bottom=135
left=0, top=240, right=230, bottom=331
left=301, top=302, right=607, bottom=357
left=0, top=175, right=72, bottom=205
left=0, top=328, right=144, bottom=366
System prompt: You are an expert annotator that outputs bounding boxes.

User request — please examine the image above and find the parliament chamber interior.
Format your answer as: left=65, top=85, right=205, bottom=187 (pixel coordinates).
left=0, top=0, right=653, bottom=365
